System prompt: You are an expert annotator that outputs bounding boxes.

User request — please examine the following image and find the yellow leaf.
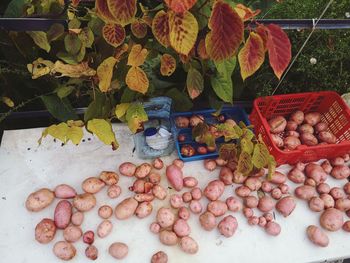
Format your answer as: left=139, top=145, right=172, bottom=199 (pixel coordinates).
left=1, top=97, right=14, bottom=108
left=67, top=120, right=85, bottom=127
left=115, top=103, right=131, bottom=119
left=27, top=58, right=54, bottom=79
left=46, top=123, right=69, bottom=143
left=125, top=66, right=149, bottom=94
left=160, top=54, right=176, bottom=76
left=97, top=57, right=118, bottom=92
left=67, top=126, right=83, bottom=145
left=125, top=103, right=148, bottom=133
left=87, top=119, right=118, bottom=148
left=127, top=44, right=148, bottom=67
left=51, top=61, right=96, bottom=78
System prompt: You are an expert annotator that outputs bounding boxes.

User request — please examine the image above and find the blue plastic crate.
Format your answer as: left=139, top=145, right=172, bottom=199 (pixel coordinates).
left=170, top=106, right=251, bottom=162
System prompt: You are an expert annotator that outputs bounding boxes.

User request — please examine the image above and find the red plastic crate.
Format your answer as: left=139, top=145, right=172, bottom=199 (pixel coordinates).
left=250, top=91, right=350, bottom=165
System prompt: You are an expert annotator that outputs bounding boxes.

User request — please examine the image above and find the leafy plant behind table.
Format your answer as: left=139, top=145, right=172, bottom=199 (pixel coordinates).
left=0, top=0, right=292, bottom=149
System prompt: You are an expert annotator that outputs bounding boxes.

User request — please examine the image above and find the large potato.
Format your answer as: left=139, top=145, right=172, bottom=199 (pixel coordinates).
left=119, top=162, right=136, bottom=177
left=151, top=251, right=168, bottom=263
left=276, top=196, right=296, bottom=217
left=308, top=197, right=325, bottom=212
left=73, top=193, right=96, bottom=212
left=135, top=202, right=153, bottom=219
left=235, top=186, right=251, bottom=198
left=54, top=200, right=72, bottom=229
left=159, top=230, right=178, bottom=246
left=166, top=164, right=184, bottom=191
left=157, top=207, right=175, bottom=228
left=179, top=236, right=198, bottom=254
left=218, top=215, right=238, bottom=238
left=320, top=208, right=344, bottom=231
left=315, top=122, right=328, bottom=133
left=306, top=225, right=329, bottom=247
left=294, top=185, right=316, bottom=200
left=199, top=212, right=216, bottom=231
left=82, top=177, right=105, bottom=194
left=269, top=171, right=287, bottom=185
left=320, top=194, right=335, bottom=209
left=54, top=184, right=77, bottom=199
left=53, top=241, right=76, bottom=261
left=286, top=121, right=298, bottom=131
left=283, top=136, right=301, bottom=150
left=99, top=171, right=119, bottom=185
left=207, top=200, right=228, bottom=217
left=204, top=180, right=225, bottom=201
left=109, top=242, right=128, bottom=259
left=304, top=112, right=321, bottom=126
left=331, top=165, right=350, bottom=180
left=268, top=116, right=287, bottom=134
left=35, top=218, right=56, bottom=244
left=299, top=124, right=314, bottom=134
left=330, top=187, right=345, bottom=200
left=115, top=197, right=138, bottom=220
left=316, top=183, right=330, bottom=194
left=26, top=188, right=55, bottom=212
left=335, top=198, right=350, bottom=212
left=63, top=225, right=82, bottom=242
left=244, top=196, right=259, bottom=209
left=300, top=133, right=318, bottom=146
left=135, top=163, right=152, bottom=179
left=305, top=163, right=327, bottom=184
left=97, top=220, right=113, bottom=238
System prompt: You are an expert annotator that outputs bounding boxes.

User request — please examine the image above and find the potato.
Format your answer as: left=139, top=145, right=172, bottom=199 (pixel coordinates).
left=344, top=182, right=350, bottom=195
left=115, top=198, right=138, bottom=220
left=53, top=241, right=76, bottom=261
left=235, top=186, right=251, bottom=198
left=245, top=177, right=262, bottom=191
left=258, top=216, right=267, bottom=227
left=150, top=222, right=161, bottom=234
left=268, top=116, right=287, bottom=134
left=233, top=170, right=246, bottom=184
left=207, top=200, right=228, bottom=217
left=248, top=216, right=259, bottom=226
left=204, top=180, right=225, bottom=201
left=286, top=121, right=298, bottom=131
left=305, top=163, right=327, bottom=184
left=299, top=124, right=314, bottom=134
left=320, top=194, right=335, bottom=209
left=98, top=205, right=113, bottom=219
left=335, top=198, right=350, bottom=212
left=204, top=159, right=217, bottom=171
left=35, top=218, right=56, bottom=244
left=144, top=182, right=154, bottom=194
left=217, top=167, right=233, bottom=185
left=159, top=230, right=178, bottom=246
left=300, top=133, right=318, bottom=146
left=189, top=200, right=203, bottom=214
left=320, top=161, right=332, bottom=175
left=173, top=159, right=184, bottom=169
left=330, top=187, right=345, bottom=200
left=315, top=122, right=328, bottom=133
left=175, top=116, right=190, bottom=128
left=258, top=196, right=275, bottom=212
left=168, top=194, right=182, bottom=209
left=269, top=171, right=287, bottom=185
left=26, top=188, right=55, bottom=212
left=54, top=200, right=72, bottom=229
left=199, top=212, right=216, bottom=231
left=134, top=163, right=152, bottom=179
left=276, top=196, right=296, bottom=217
left=190, top=115, right=204, bottom=127
left=271, top=134, right=284, bottom=148
left=85, top=245, right=98, bottom=260
left=320, top=208, right=344, bottom=231
left=54, top=184, right=77, bottom=199
left=226, top=197, right=242, bottom=212
left=218, top=215, right=238, bottom=237
left=330, top=157, right=345, bottom=166
left=243, top=207, right=254, bottom=218
left=263, top=213, right=274, bottom=222
left=157, top=207, right=175, bottom=228
left=215, top=158, right=228, bottom=166
left=279, top=184, right=289, bottom=194
left=180, top=192, right=190, bottom=203
left=179, top=236, right=198, bottom=254
left=107, top=185, right=121, bottom=199
left=306, top=225, right=329, bottom=247
left=63, top=225, right=82, bottom=242
left=97, top=220, right=113, bottom=238
left=152, top=185, right=167, bottom=200
left=331, top=165, right=350, bottom=180
left=271, top=188, right=282, bottom=200
left=294, top=185, right=316, bottom=200
left=287, top=168, right=305, bottom=184
left=119, top=162, right=136, bottom=177
left=99, top=171, right=119, bottom=185
left=178, top=134, right=186, bottom=142
left=290, top=110, right=304, bottom=125
left=152, top=158, right=164, bottom=170
left=265, top=222, right=281, bottom=236
left=315, top=184, right=329, bottom=195
left=304, top=178, right=316, bottom=187
left=166, top=164, right=184, bottom=191
left=191, top=187, right=202, bottom=200
left=261, top=181, right=273, bottom=192
left=286, top=131, right=300, bottom=138
left=250, top=168, right=265, bottom=178
left=181, top=145, right=196, bottom=157
left=173, top=219, right=191, bottom=237
left=304, top=112, right=321, bottom=126
left=308, top=197, right=325, bottom=212
left=131, top=179, right=145, bottom=193
left=151, top=251, right=168, bottom=263
left=82, top=177, right=105, bottom=194
left=83, top=230, right=94, bottom=245
left=343, top=221, right=350, bottom=232
left=109, top=242, right=128, bottom=259
left=318, top=131, right=336, bottom=144
left=178, top=207, right=190, bottom=220
left=197, top=146, right=207, bottom=155
left=70, top=212, right=83, bottom=226
left=183, top=177, right=198, bottom=188
left=244, top=196, right=259, bottom=209
left=73, top=193, right=96, bottom=212
left=135, top=202, right=153, bottom=219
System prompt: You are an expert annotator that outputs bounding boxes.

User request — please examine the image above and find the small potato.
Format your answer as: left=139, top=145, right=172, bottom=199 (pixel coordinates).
left=152, top=158, right=164, bottom=170
left=115, top=197, right=138, bottom=220
left=218, top=167, right=233, bottom=185
left=279, top=184, right=289, bottom=194
left=344, top=182, right=350, bottom=195
left=290, top=110, right=304, bottom=125
left=85, top=245, right=98, bottom=260
left=235, top=186, right=251, bottom=198
left=305, top=163, right=327, bottom=184
left=307, top=225, right=329, bottom=247
left=135, top=202, right=153, bottom=219
left=54, top=184, right=77, bottom=199
left=331, top=157, right=345, bottom=166
left=304, top=112, right=321, bottom=126
left=258, top=196, right=275, bottom=212
left=300, top=133, right=318, bottom=146
left=73, top=193, right=96, bottom=212
left=166, top=164, right=184, bottom=191
left=215, top=158, right=228, bottom=166
left=173, top=219, right=191, bottom=237
left=265, top=222, right=281, bottom=236
left=268, top=116, right=287, bottom=134
left=179, top=236, right=198, bottom=254
left=189, top=200, right=203, bottom=214
left=233, top=170, right=246, bottom=184
left=149, top=173, right=161, bottom=184
left=264, top=213, right=274, bottom=222
left=150, top=222, right=161, bottom=234
left=245, top=177, right=262, bottom=191
left=131, top=179, right=145, bottom=193
left=181, top=145, right=196, bottom=157
left=107, top=185, right=121, bottom=199
left=109, top=242, right=128, bottom=259
left=159, top=230, right=178, bottom=246
left=71, top=211, right=84, bottom=226
left=134, top=193, right=154, bottom=202
left=294, top=185, right=317, bottom=200
left=261, top=181, right=273, bottom=193
left=82, top=177, right=105, bottom=194
left=243, top=208, right=253, bottom=218
left=190, top=115, right=204, bottom=127
left=151, top=251, right=168, bottom=263
left=343, top=221, right=350, bottom=232
left=320, top=208, right=344, bottom=231
left=183, top=177, right=198, bottom=188
left=175, top=116, right=190, bottom=128
left=152, top=185, right=167, bottom=200
left=35, top=218, right=56, bottom=244
left=258, top=216, right=267, bottom=227
left=276, top=196, right=296, bottom=217
left=63, top=225, right=82, bottom=243
left=299, top=124, right=314, bottom=134
left=331, top=165, right=350, bottom=180
left=320, top=194, right=335, bottom=209
left=26, top=188, right=55, bottom=212
left=182, top=192, right=192, bottom=203
left=330, top=187, right=345, bottom=200
left=170, top=194, right=184, bottom=209
left=269, top=171, right=287, bottom=185
left=271, top=188, right=282, bottom=200
left=315, top=122, right=328, bottom=133
left=83, top=231, right=94, bottom=244
left=199, top=212, right=216, bottom=231
left=335, top=198, right=350, bottom=212
left=286, top=131, right=300, bottom=138
left=244, top=196, right=259, bottom=209
left=98, top=205, right=113, bottom=219
left=54, top=200, right=72, bottom=229
left=207, top=200, right=228, bottom=217
left=317, top=183, right=331, bottom=194
left=271, top=134, right=284, bottom=148
left=308, top=197, right=325, bottom=212
left=197, top=146, right=208, bottom=155
left=178, top=134, right=186, bottom=142
left=286, top=121, right=298, bottom=131
left=53, top=241, right=76, bottom=261
left=218, top=215, right=238, bottom=237
left=157, top=208, right=175, bottom=228
left=97, top=220, right=113, bottom=238
left=178, top=207, right=190, bottom=220
left=191, top=187, right=202, bottom=200
left=145, top=182, right=154, bottom=194
left=173, top=159, right=184, bottom=169
left=304, top=178, right=316, bottom=187
left=99, top=171, right=119, bottom=185
left=248, top=216, right=259, bottom=226
left=135, top=163, right=152, bottom=179
left=321, top=160, right=333, bottom=174
left=119, top=162, right=136, bottom=177
left=226, top=197, right=242, bottom=212
left=204, top=159, right=217, bottom=171
left=287, top=168, right=305, bottom=184
left=204, top=180, right=225, bottom=201
left=318, top=131, right=336, bottom=144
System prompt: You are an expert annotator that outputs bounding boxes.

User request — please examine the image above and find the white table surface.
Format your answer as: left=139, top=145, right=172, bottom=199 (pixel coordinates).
left=0, top=124, right=349, bottom=263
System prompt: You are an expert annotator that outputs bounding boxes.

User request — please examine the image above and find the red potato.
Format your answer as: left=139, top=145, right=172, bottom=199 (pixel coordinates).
left=182, top=192, right=192, bottom=203
left=178, top=207, right=191, bottom=220
left=151, top=251, right=168, bottom=263
left=207, top=200, right=228, bottom=217
left=181, top=145, right=196, bottom=157
left=115, top=197, right=138, bottom=220
left=248, top=216, right=259, bottom=226
left=175, top=116, right=190, bottom=128
left=190, top=115, right=204, bottom=127
left=183, top=177, right=198, bottom=188
left=53, top=241, right=76, bottom=261
left=150, top=222, right=161, bottom=234
left=170, top=194, right=184, bottom=208
left=318, top=131, right=337, bottom=144
left=204, top=180, right=225, bottom=201
left=233, top=171, right=246, bottom=184
left=269, top=171, right=287, bottom=185
left=300, top=133, right=318, bottom=146
left=330, top=187, right=345, bottom=200
left=152, top=158, right=164, bottom=170
left=290, top=110, right=304, bottom=125
left=135, top=163, right=152, bottom=179
left=271, top=134, right=284, bottom=148
left=261, top=181, right=273, bottom=193
left=199, top=212, right=216, bottom=231
left=286, top=120, right=298, bottom=131
left=83, top=231, right=94, bottom=245
left=265, top=222, right=281, bottom=236
left=144, top=182, right=154, bottom=194
left=344, top=182, right=350, bottom=195
left=258, top=216, right=267, bottom=227
left=189, top=200, right=203, bottom=214
left=215, top=158, right=228, bottom=167
left=99, top=171, right=119, bottom=185
left=295, top=185, right=317, bottom=200
left=299, top=124, right=314, bottom=134
left=283, top=136, right=301, bottom=150
left=82, top=177, right=105, bottom=194
left=131, top=179, right=145, bottom=193
left=26, top=188, right=55, bottom=212
left=219, top=167, right=233, bottom=185
left=98, top=205, right=113, bottom=219
left=308, top=197, right=325, bottom=212
left=304, top=178, right=317, bottom=187
left=178, top=134, right=186, bottom=142
left=197, top=146, right=208, bottom=155
left=330, top=157, right=345, bottom=166
left=191, top=187, right=202, bottom=200
left=135, top=202, right=153, bottom=219
left=243, top=208, right=254, bottom=218
left=331, top=165, right=350, bottom=180
left=279, top=184, right=289, bottom=194
left=268, top=116, right=287, bottom=134
left=235, top=186, right=251, bottom=198
left=173, top=219, right=191, bottom=237
left=35, top=218, right=56, bottom=244
left=295, top=162, right=306, bottom=171
left=134, top=193, right=155, bottom=202
left=73, top=193, right=96, bottom=212
left=335, top=199, right=350, bottom=212
left=244, top=196, right=259, bottom=208
left=343, top=221, right=350, bottom=232
left=54, top=200, right=72, bottom=229
left=149, top=173, right=161, bottom=185
left=157, top=208, right=175, bottom=228
left=107, top=185, right=121, bottom=199
left=179, top=236, right=199, bottom=254
left=307, top=225, right=329, bottom=247
left=287, top=168, right=306, bottom=184
left=271, top=188, right=282, bottom=200
left=173, top=159, right=184, bottom=169
left=54, top=184, right=77, bottom=199
left=152, top=185, right=167, bottom=200
left=71, top=211, right=84, bottom=226
left=276, top=196, right=296, bottom=217
left=320, top=194, right=335, bottom=209
left=218, top=215, right=238, bottom=237
left=321, top=160, right=333, bottom=174
left=159, top=230, right=178, bottom=246
left=315, top=122, right=328, bottom=133
left=286, top=131, right=300, bottom=138
left=63, top=225, right=82, bottom=242
left=258, top=196, right=275, bottom=212
left=97, top=220, right=113, bottom=238
left=304, top=112, right=321, bottom=126
left=119, top=162, right=136, bottom=177
left=166, top=165, right=184, bottom=191
left=226, top=197, right=242, bottom=212
left=343, top=153, right=350, bottom=162
left=85, top=245, right=98, bottom=260
left=245, top=177, right=262, bottom=191
left=109, top=242, right=129, bottom=259
left=204, top=159, right=217, bottom=171
left=320, top=208, right=344, bottom=231
left=317, top=183, right=331, bottom=194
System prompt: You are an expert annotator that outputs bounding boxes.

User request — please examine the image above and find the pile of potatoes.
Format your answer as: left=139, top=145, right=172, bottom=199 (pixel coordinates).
left=268, top=111, right=338, bottom=150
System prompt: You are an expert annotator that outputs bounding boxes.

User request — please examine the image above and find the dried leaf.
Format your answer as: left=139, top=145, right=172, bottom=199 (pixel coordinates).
left=87, top=119, right=118, bottom=148
left=152, top=10, right=170, bottom=47
left=234, top=4, right=261, bottom=21
left=131, top=20, right=148, bottom=39
left=125, top=66, right=149, bottom=94
left=51, top=61, right=96, bottom=78
left=219, top=144, right=237, bottom=161
left=160, top=54, right=176, bottom=76
left=27, top=58, right=54, bottom=79
left=237, top=151, right=253, bottom=176
left=1, top=97, right=14, bottom=108
left=102, top=23, right=126, bottom=47
left=114, top=43, right=129, bottom=61
left=186, top=67, right=204, bottom=99
left=107, top=0, right=137, bottom=26
left=97, top=57, right=118, bottom=92
left=164, top=0, right=197, bottom=13
left=127, top=44, right=148, bottom=67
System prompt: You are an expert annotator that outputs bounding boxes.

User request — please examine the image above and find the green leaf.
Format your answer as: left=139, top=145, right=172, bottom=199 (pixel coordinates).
left=68, top=18, right=81, bottom=30
left=121, top=88, right=137, bottom=103
left=4, top=0, right=30, bottom=17
left=55, top=85, right=74, bottom=99
left=56, top=52, right=77, bottom=64
left=115, top=103, right=131, bottom=119
left=237, top=151, right=253, bottom=176
left=241, top=138, right=254, bottom=154
left=47, top=23, right=65, bottom=42
left=27, top=31, right=51, bottom=52
left=78, top=28, right=94, bottom=48
left=267, top=155, right=276, bottom=180
left=41, top=95, right=78, bottom=122
left=84, top=91, right=111, bottom=122
left=64, top=34, right=82, bottom=55
left=39, top=123, right=69, bottom=144
left=215, top=57, right=237, bottom=77
left=187, top=67, right=204, bottom=99
left=87, top=119, right=118, bottom=149
left=67, top=126, right=83, bottom=145
left=125, top=103, right=148, bottom=133
left=216, top=123, right=240, bottom=141
left=165, top=88, right=193, bottom=112
left=88, top=17, right=104, bottom=36
left=76, top=44, right=86, bottom=62
left=252, top=143, right=270, bottom=169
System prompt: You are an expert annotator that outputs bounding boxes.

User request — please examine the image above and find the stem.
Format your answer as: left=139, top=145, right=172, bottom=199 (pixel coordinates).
left=198, top=0, right=210, bottom=11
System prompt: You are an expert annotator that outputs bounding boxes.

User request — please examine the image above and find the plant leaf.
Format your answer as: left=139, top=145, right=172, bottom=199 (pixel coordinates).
left=197, top=38, right=209, bottom=60
left=64, top=34, right=82, bottom=55
left=87, top=119, right=118, bottom=148
left=78, top=27, right=94, bottom=48
left=127, top=44, right=148, bottom=67
left=234, top=4, right=261, bottom=21
left=107, top=0, right=136, bottom=26
left=27, top=31, right=51, bottom=52
left=102, top=23, right=126, bottom=48
left=252, top=143, right=270, bottom=169
left=241, top=137, right=254, bottom=154
left=46, top=123, right=69, bottom=143
left=115, top=103, right=131, bottom=119
left=237, top=151, right=253, bottom=176
left=216, top=123, right=240, bottom=141
left=47, top=23, right=65, bottom=42
left=267, top=155, right=277, bottom=180
left=186, top=67, right=204, bottom=99
left=164, top=0, right=197, bottom=13
left=160, top=54, right=176, bottom=76
left=165, top=88, right=193, bottom=112
left=125, top=103, right=148, bottom=133
left=67, top=126, right=83, bottom=145
left=41, top=95, right=78, bottom=122
left=55, top=85, right=74, bottom=99
left=131, top=20, right=148, bottom=39
left=51, top=61, right=96, bottom=78
left=219, top=143, right=237, bottom=161
left=125, top=66, right=149, bottom=94
left=152, top=10, right=170, bottom=48
left=95, top=0, right=119, bottom=23
left=97, top=56, right=118, bottom=92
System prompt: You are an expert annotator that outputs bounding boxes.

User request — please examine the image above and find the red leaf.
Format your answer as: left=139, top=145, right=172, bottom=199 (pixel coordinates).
left=266, top=24, right=291, bottom=79
left=95, top=0, right=118, bottom=23
left=164, top=0, right=197, bottom=14
left=206, top=0, right=244, bottom=61
left=234, top=4, right=261, bottom=21
left=255, top=24, right=268, bottom=51
left=152, top=10, right=170, bottom=47
left=131, top=20, right=148, bottom=39
left=107, top=0, right=137, bottom=26
left=197, top=38, right=209, bottom=60
left=102, top=24, right=126, bottom=47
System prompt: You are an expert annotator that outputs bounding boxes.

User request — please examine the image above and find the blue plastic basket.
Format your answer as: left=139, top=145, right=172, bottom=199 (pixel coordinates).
left=170, top=106, right=250, bottom=162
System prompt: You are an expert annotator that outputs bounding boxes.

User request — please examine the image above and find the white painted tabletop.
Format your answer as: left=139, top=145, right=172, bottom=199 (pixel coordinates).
left=0, top=125, right=349, bottom=263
